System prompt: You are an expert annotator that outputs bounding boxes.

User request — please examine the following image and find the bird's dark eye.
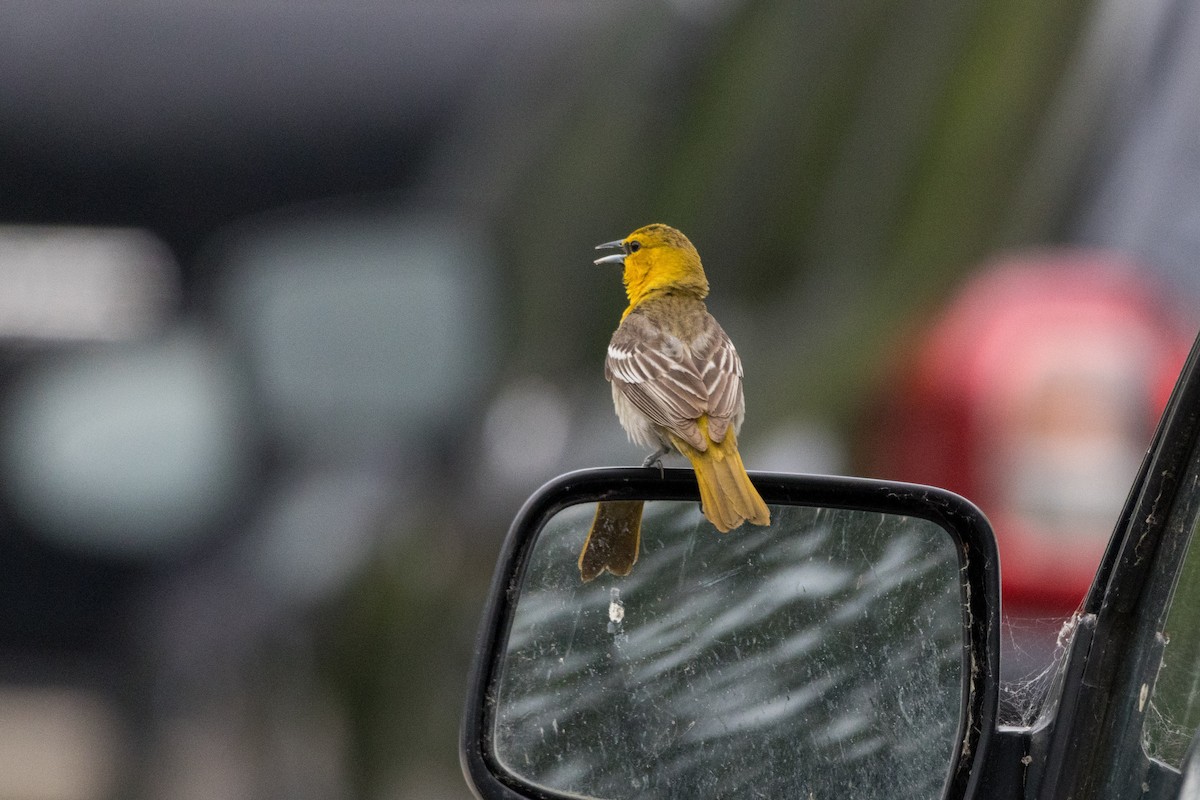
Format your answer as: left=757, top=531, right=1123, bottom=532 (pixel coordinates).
left=628, top=240, right=641, bottom=253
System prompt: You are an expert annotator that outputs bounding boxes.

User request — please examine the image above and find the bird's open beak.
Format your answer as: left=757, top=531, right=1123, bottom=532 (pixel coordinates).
left=593, top=239, right=626, bottom=266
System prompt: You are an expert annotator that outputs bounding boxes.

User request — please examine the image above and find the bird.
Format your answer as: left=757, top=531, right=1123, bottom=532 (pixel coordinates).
left=579, top=224, right=770, bottom=581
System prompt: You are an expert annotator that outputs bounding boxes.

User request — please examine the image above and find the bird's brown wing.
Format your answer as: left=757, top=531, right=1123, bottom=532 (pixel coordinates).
left=606, top=313, right=709, bottom=450
left=689, top=313, right=745, bottom=443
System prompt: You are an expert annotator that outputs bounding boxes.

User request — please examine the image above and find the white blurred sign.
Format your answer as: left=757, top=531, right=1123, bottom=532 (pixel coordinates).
left=0, top=225, right=178, bottom=341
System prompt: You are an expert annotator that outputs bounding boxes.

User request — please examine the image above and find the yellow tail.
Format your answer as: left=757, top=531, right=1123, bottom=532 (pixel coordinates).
left=671, top=422, right=770, bottom=533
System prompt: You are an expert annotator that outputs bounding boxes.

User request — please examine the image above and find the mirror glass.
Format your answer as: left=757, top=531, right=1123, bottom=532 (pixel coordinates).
left=491, top=500, right=964, bottom=799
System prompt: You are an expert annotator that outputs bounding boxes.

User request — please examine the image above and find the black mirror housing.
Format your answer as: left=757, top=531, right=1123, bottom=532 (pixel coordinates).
left=461, top=468, right=1000, bottom=799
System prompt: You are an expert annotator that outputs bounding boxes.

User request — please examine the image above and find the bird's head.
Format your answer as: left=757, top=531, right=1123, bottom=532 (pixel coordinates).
left=594, top=224, right=709, bottom=313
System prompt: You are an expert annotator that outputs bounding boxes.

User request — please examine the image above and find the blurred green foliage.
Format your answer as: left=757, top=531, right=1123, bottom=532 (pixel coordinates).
left=483, top=0, right=1092, bottom=428
left=319, top=507, right=496, bottom=798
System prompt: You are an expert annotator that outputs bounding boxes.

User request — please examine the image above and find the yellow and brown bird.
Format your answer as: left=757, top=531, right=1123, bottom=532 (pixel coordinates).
left=579, top=224, right=770, bottom=581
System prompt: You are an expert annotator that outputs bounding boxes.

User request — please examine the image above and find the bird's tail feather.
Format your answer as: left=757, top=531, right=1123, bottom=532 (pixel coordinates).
left=579, top=500, right=645, bottom=581
left=673, top=424, right=770, bottom=533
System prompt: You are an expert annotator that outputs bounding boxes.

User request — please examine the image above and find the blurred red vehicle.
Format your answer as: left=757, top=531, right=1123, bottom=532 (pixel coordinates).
left=865, top=253, right=1191, bottom=616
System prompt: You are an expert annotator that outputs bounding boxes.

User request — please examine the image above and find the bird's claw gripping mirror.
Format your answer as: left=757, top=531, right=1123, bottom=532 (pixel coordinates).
left=461, top=467, right=1000, bottom=800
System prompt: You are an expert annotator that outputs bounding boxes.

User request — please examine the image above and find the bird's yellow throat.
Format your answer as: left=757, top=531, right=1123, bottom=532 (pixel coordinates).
left=618, top=224, right=710, bottom=320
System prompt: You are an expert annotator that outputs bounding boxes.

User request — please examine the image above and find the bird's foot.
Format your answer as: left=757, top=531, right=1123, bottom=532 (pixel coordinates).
left=642, top=446, right=670, bottom=477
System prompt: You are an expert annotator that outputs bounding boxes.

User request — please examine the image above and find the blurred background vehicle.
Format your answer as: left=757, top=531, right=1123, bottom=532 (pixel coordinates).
left=862, top=255, right=1191, bottom=679
left=0, top=0, right=1198, bottom=798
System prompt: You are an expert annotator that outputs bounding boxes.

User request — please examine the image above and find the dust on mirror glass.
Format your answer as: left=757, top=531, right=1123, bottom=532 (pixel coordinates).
left=492, top=500, right=965, bottom=800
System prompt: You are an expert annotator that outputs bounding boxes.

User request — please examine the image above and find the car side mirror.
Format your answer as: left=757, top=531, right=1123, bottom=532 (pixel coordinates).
left=461, top=468, right=1000, bottom=799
